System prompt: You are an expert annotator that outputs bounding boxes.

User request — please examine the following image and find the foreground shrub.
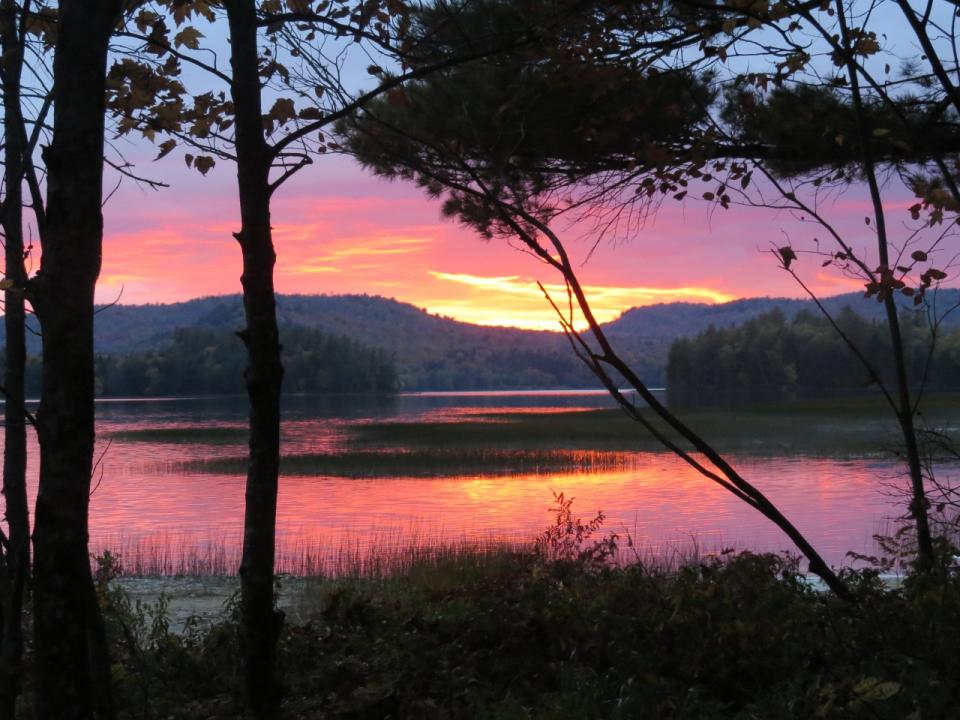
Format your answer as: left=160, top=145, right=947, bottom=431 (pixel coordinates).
left=93, top=547, right=960, bottom=719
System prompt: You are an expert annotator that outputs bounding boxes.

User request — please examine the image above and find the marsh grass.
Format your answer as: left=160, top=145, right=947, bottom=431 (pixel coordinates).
left=96, top=534, right=242, bottom=576
left=179, top=447, right=635, bottom=477
left=351, top=393, right=960, bottom=456
left=98, top=495, right=960, bottom=719
left=95, top=528, right=718, bottom=581
left=95, top=531, right=535, bottom=578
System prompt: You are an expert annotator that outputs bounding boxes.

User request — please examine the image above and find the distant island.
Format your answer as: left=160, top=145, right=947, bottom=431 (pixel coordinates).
left=2, top=289, right=958, bottom=395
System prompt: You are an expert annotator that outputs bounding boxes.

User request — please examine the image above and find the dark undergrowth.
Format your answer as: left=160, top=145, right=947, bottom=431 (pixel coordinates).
left=87, top=550, right=960, bottom=719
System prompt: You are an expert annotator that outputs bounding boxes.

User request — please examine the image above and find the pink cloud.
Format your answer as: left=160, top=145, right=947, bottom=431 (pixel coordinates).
left=94, top=157, right=959, bottom=326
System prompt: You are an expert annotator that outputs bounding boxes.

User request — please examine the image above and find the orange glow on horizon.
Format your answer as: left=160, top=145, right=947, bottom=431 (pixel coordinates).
left=97, top=205, right=744, bottom=329
left=421, top=271, right=737, bottom=330
left=95, top=165, right=958, bottom=323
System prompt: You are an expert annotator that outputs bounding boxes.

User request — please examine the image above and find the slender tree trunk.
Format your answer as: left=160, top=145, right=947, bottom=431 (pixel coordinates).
left=225, top=1, right=284, bottom=717
left=883, top=299, right=936, bottom=563
left=0, top=4, right=30, bottom=717
left=29, top=2, right=120, bottom=718
left=833, top=0, right=935, bottom=565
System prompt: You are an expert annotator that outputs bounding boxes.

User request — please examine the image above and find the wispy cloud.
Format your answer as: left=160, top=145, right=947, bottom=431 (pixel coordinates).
left=96, top=155, right=945, bottom=321
left=319, top=235, right=433, bottom=260
left=278, top=234, right=433, bottom=277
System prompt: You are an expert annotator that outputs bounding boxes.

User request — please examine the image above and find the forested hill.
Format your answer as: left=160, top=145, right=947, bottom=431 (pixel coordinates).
left=4, top=289, right=959, bottom=390
left=605, top=290, right=960, bottom=343
left=90, top=294, right=608, bottom=390
left=667, top=307, right=960, bottom=405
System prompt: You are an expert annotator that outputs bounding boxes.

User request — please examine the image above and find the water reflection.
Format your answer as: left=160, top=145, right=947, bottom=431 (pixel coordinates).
left=0, top=393, right=930, bottom=572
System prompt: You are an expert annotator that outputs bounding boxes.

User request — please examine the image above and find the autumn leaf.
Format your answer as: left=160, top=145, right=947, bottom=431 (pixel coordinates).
left=911, top=250, right=928, bottom=262
left=268, top=97, right=297, bottom=127
left=260, top=60, right=290, bottom=82
left=174, top=27, right=204, bottom=50
left=135, top=10, right=161, bottom=33
left=173, top=1, right=215, bottom=26
left=778, top=246, right=797, bottom=269
left=155, top=139, right=177, bottom=160
left=117, top=116, right=137, bottom=136
left=853, top=34, right=881, bottom=56
left=193, top=156, right=216, bottom=175
left=25, top=7, right=57, bottom=39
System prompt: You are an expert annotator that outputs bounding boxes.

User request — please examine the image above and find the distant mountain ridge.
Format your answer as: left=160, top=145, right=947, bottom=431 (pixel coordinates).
left=4, top=289, right=958, bottom=390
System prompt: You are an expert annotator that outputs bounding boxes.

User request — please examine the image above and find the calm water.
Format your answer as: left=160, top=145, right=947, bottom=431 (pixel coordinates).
left=1, top=392, right=938, bottom=571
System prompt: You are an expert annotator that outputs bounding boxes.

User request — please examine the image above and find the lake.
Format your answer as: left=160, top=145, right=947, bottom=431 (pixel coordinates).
left=4, top=390, right=953, bottom=573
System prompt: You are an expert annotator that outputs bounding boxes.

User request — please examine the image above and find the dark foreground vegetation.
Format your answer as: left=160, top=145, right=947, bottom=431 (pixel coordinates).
left=89, top=540, right=960, bottom=719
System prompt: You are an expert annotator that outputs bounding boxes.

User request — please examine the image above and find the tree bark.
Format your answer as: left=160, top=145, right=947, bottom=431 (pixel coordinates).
left=833, top=0, right=935, bottom=566
left=29, top=2, right=120, bottom=718
left=225, top=1, right=285, bottom=717
left=0, top=3, right=30, bottom=717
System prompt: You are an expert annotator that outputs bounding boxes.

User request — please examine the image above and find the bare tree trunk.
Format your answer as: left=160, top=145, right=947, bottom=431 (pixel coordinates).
left=29, top=2, right=120, bottom=717
left=452, top=187, right=851, bottom=596
left=225, top=1, right=284, bottom=717
left=0, top=3, right=30, bottom=717
left=834, top=0, right=935, bottom=565
left=541, top=233, right=850, bottom=597
left=884, top=298, right=936, bottom=563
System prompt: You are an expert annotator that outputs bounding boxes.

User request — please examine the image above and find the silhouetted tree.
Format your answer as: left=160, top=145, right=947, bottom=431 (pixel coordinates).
left=341, top=0, right=960, bottom=573
left=0, top=1, right=43, bottom=715
left=107, top=3, right=575, bottom=713
left=28, top=2, right=122, bottom=717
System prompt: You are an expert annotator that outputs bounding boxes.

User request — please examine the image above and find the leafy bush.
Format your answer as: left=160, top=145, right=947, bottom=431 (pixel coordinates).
left=90, top=508, right=960, bottom=719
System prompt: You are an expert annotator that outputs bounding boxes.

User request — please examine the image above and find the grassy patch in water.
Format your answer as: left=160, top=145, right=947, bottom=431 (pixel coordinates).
left=108, top=426, right=248, bottom=444
left=182, top=448, right=632, bottom=477
left=350, top=393, right=960, bottom=456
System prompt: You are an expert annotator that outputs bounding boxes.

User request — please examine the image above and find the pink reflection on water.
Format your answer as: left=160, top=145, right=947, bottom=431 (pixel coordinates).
left=3, top=404, right=910, bottom=572
left=92, top=452, right=895, bottom=569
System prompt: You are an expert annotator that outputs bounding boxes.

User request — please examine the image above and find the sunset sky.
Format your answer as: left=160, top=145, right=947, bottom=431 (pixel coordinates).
left=75, top=4, right=960, bottom=333
left=96, top=147, right=949, bottom=331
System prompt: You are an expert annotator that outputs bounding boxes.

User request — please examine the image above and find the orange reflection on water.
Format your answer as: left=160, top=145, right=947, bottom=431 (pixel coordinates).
left=89, top=451, right=895, bottom=571
left=4, top=404, right=905, bottom=573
